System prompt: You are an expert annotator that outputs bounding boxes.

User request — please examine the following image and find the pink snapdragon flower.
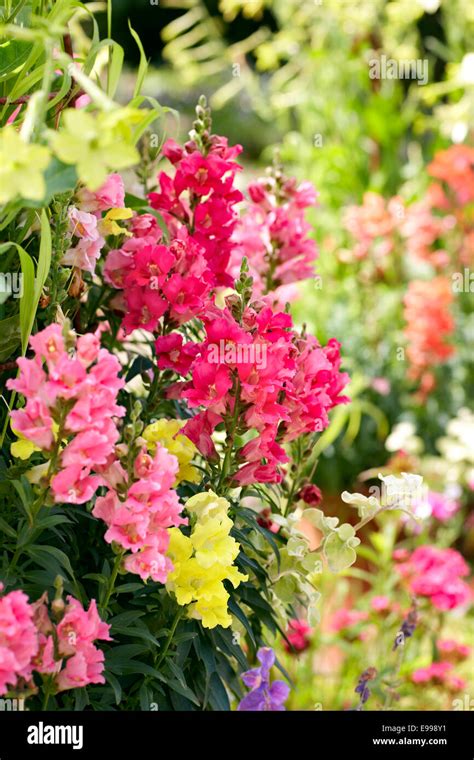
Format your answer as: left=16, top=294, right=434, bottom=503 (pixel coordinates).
left=62, top=208, right=105, bottom=273
left=76, top=173, right=125, bottom=214
left=283, top=618, right=312, bottom=654
left=437, top=639, right=471, bottom=661
left=148, top=134, right=243, bottom=288
left=395, top=546, right=471, bottom=610
left=230, top=174, right=319, bottom=299
left=328, top=608, right=368, bottom=633
left=92, top=445, right=186, bottom=583
left=0, top=584, right=39, bottom=695
left=167, top=302, right=348, bottom=484
left=412, top=661, right=452, bottom=684
left=7, top=323, right=125, bottom=505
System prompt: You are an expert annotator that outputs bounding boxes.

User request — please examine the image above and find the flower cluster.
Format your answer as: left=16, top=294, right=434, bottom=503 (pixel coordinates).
left=63, top=173, right=127, bottom=273
left=105, top=225, right=219, bottom=334
left=93, top=445, right=187, bottom=583
left=238, top=647, right=290, bottom=711
left=0, top=583, right=38, bottom=694
left=166, top=491, right=248, bottom=628
left=403, top=277, right=455, bottom=396
left=344, top=146, right=474, bottom=271
left=162, top=302, right=348, bottom=484
left=343, top=192, right=403, bottom=264
left=230, top=167, right=319, bottom=300
left=395, top=546, right=471, bottom=611
left=33, top=594, right=111, bottom=693
left=0, top=584, right=110, bottom=696
left=148, top=118, right=243, bottom=288
left=283, top=618, right=312, bottom=654
left=7, top=323, right=125, bottom=504
left=428, top=144, right=474, bottom=208
left=437, top=639, right=471, bottom=662
left=142, top=419, right=200, bottom=486
left=411, top=661, right=466, bottom=692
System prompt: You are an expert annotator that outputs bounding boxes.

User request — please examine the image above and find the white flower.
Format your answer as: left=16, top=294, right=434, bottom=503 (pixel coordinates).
left=385, top=422, right=423, bottom=455
left=379, top=472, right=425, bottom=508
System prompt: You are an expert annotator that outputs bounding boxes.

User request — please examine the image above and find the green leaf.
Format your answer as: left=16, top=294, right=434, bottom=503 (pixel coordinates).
left=17, top=245, right=35, bottom=353
left=0, top=39, right=33, bottom=80
left=128, top=22, right=148, bottom=98
left=42, top=158, right=78, bottom=201
left=27, top=544, right=76, bottom=580
left=207, top=672, right=230, bottom=711
left=34, top=209, right=51, bottom=304
left=323, top=531, right=360, bottom=573
left=167, top=678, right=200, bottom=706
left=0, top=315, right=20, bottom=361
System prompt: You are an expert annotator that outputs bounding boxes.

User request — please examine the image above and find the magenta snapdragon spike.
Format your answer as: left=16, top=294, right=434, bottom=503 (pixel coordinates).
left=167, top=302, right=350, bottom=485
left=238, top=647, right=290, bottom=711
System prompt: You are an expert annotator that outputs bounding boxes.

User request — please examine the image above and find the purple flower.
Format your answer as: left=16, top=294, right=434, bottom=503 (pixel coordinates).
left=393, top=602, right=418, bottom=651
left=238, top=647, right=290, bottom=711
left=354, top=667, right=377, bottom=709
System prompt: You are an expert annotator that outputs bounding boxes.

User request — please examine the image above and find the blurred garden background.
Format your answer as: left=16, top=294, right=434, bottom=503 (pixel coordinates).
left=93, top=0, right=474, bottom=710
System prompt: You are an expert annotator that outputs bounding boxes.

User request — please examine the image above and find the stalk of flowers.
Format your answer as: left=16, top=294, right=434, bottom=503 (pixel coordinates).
left=428, top=144, right=474, bottom=209
left=353, top=667, right=377, bottom=710
left=403, top=276, right=455, bottom=397
left=165, top=491, right=248, bottom=629
left=238, top=646, right=290, bottom=711
left=399, top=196, right=456, bottom=270
left=7, top=323, right=125, bottom=505
left=0, top=582, right=110, bottom=697
left=394, top=546, right=472, bottom=611
left=283, top=618, right=312, bottom=654
left=102, top=99, right=243, bottom=337
left=148, top=95, right=243, bottom=289
left=92, top=439, right=187, bottom=583
left=411, top=661, right=467, bottom=693
left=159, top=291, right=349, bottom=487
left=342, top=192, right=404, bottom=273
left=62, top=173, right=129, bottom=275
left=427, top=145, right=474, bottom=268
left=229, top=157, right=319, bottom=303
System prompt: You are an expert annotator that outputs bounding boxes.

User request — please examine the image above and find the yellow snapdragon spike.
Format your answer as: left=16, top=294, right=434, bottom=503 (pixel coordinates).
left=165, top=492, right=248, bottom=629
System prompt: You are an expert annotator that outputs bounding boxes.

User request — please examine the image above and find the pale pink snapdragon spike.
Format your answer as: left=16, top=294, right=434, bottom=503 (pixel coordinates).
left=62, top=207, right=105, bottom=274
left=230, top=173, right=319, bottom=300
left=92, top=445, right=186, bottom=583
left=7, top=323, right=125, bottom=505
left=0, top=586, right=39, bottom=695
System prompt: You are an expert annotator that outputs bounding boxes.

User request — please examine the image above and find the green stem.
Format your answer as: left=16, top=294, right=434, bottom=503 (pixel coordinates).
left=156, top=608, right=183, bottom=670
left=101, top=551, right=125, bottom=613
left=216, top=381, right=241, bottom=494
